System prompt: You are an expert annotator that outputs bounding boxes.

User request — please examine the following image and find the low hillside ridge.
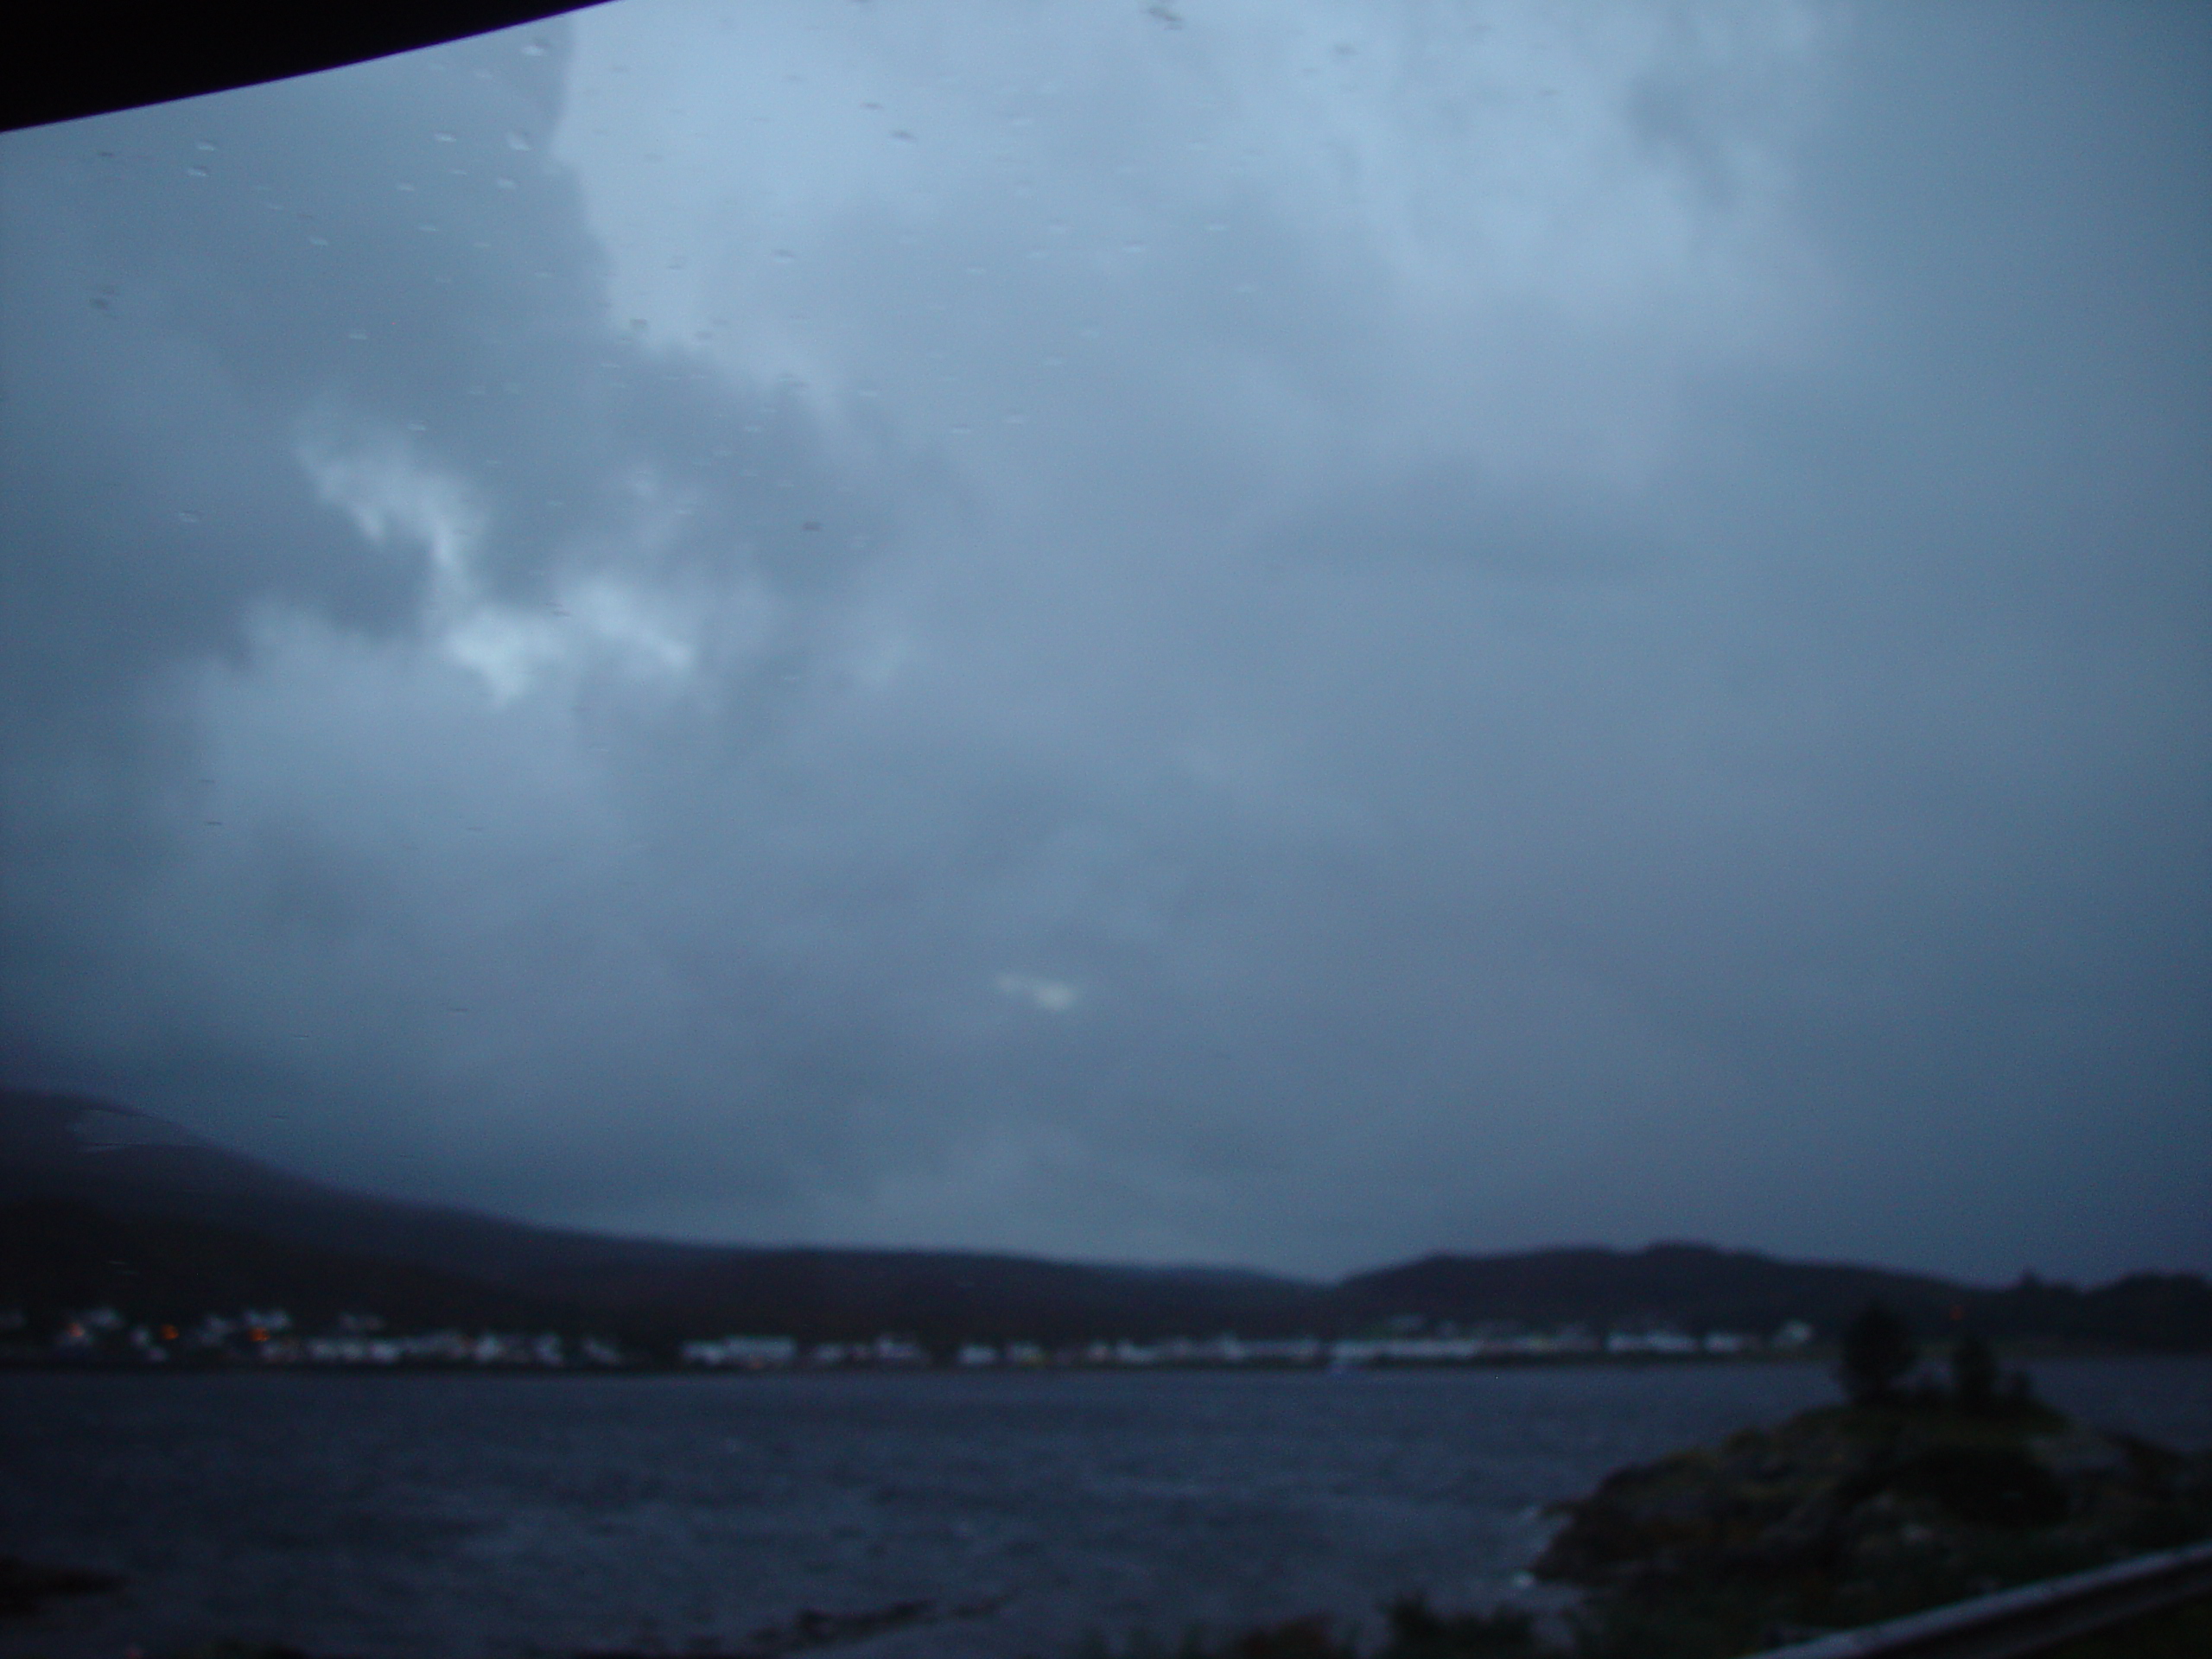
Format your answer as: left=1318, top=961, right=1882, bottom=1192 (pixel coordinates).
left=4, top=1089, right=2207, bottom=1353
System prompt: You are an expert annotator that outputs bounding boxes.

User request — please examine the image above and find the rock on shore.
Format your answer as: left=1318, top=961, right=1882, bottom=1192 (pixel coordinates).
left=1532, top=1397, right=2212, bottom=1655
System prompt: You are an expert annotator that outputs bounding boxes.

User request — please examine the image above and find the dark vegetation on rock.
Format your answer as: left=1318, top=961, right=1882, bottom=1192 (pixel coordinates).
left=575, top=1593, right=1007, bottom=1657
left=1529, top=1391, right=2208, bottom=1656
left=2033, top=1595, right=2212, bottom=1659
left=1837, top=1301, right=1918, bottom=1405
left=0, top=1554, right=124, bottom=1618
left=1077, top=1599, right=1545, bottom=1659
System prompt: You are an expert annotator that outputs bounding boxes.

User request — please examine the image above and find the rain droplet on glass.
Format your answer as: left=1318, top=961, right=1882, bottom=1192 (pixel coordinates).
left=434, top=131, right=456, bottom=143
left=186, top=165, right=209, bottom=178
left=495, top=176, right=517, bottom=189
left=506, top=130, right=532, bottom=151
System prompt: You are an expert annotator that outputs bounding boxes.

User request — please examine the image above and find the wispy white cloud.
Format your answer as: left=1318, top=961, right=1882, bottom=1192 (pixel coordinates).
left=295, top=418, right=712, bottom=703
left=995, top=972, right=1081, bottom=1014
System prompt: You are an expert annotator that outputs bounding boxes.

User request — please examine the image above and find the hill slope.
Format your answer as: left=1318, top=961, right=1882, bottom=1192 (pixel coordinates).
left=0, top=1090, right=1323, bottom=1344
left=4, top=1089, right=2207, bottom=1351
left=1341, top=1247, right=2212, bottom=1351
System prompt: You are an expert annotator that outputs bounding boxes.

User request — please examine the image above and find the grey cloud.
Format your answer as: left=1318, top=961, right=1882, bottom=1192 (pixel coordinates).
left=2, top=2, right=2206, bottom=1285
left=1259, top=461, right=1663, bottom=580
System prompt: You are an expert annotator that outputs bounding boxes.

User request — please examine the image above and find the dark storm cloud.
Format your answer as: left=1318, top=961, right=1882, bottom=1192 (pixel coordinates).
left=1, top=22, right=881, bottom=721
left=2, top=2, right=2205, bottom=1283
left=1, top=16, right=898, bottom=1170
left=1259, top=462, right=1662, bottom=580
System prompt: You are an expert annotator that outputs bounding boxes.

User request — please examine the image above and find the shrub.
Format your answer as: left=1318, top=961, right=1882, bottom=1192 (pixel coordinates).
left=1949, top=1333, right=1999, bottom=1412
left=1382, top=1592, right=1546, bottom=1656
left=1838, top=1303, right=1916, bottom=1406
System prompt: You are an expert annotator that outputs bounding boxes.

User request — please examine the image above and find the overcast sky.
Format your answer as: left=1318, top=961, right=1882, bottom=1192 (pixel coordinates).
left=3, top=1, right=2205, bottom=1284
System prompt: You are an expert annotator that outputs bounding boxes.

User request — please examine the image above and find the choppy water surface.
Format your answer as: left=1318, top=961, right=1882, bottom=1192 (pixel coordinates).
left=3, top=1357, right=2207, bottom=1658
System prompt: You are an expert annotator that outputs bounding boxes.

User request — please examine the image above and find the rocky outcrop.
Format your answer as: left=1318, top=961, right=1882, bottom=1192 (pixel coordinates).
left=1533, top=1399, right=2212, bottom=1654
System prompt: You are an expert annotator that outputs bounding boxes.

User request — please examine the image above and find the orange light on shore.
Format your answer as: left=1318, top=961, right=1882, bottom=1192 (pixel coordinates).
left=251, top=1327, right=268, bottom=1342
left=161, top=1325, right=178, bottom=1341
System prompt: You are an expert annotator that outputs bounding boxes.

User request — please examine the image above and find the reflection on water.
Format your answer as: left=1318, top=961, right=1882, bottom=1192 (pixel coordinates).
left=1, top=1358, right=2205, bottom=1658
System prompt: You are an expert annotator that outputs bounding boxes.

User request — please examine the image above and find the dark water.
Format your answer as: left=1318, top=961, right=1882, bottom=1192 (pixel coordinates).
left=3, top=1358, right=2207, bottom=1658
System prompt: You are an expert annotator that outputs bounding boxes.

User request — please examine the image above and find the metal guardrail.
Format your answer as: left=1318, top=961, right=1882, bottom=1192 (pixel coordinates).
left=1751, top=1535, right=2212, bottom=1658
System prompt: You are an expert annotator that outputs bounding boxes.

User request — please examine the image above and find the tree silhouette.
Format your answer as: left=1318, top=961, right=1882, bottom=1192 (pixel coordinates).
left=1949, top=1332, right=1999, bottom=1412
left=1838, top=1302, right=1916, bottom=1406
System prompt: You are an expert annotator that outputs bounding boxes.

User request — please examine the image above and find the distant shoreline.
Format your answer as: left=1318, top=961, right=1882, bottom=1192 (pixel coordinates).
left=5, top=1340, right=2204, bottom=1377
left=12, top=1095, right=2212, bottom=1379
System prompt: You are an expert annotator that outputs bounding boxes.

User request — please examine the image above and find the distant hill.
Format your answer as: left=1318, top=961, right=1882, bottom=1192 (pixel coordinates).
left=0, top=1197, right=560, bottom=1335
left=1338, top=1244, right=1964, bottom=1337
left=0, top=1090, right=1322, bottom=1349
left=1340, top=1246, right=2212, bottom=1351
left=3, top=1088, right=2208, bottom=1352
